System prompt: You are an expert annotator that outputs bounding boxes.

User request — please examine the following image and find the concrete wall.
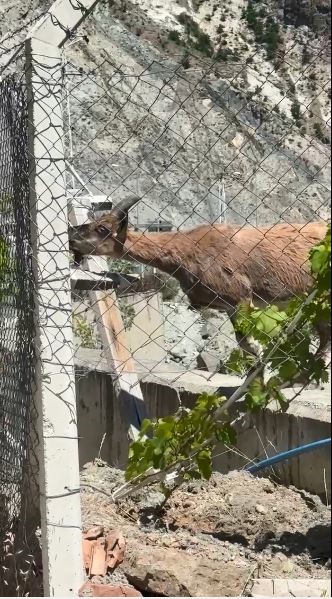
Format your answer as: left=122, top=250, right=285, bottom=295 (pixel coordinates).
left=120, top=292, right=166, bottom=363
left=75, top=350, right=331, bottom=499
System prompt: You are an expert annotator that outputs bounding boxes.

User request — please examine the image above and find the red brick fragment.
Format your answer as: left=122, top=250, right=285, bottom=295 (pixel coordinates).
left=90, top=537, right=107, bottom=577
left=79, top=581, right=142, bottom=597
left=105, top=530, right=126, bottom=569
left=83, top=539, right=96, bottom=572
left=83, top=526, right=104, bottom=540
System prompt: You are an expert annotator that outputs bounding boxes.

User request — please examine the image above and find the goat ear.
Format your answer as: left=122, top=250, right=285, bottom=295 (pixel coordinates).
left=112, top=197, right=139, bottom=239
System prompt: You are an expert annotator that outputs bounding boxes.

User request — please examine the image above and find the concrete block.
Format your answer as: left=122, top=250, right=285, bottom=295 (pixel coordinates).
left=251, top=578, right=331, bottom=597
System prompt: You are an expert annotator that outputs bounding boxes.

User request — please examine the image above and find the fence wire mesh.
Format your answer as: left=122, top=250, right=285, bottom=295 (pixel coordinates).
left=60, top=5, right=331, bottom=479
left=0, top=71, right=41, bottom=595
left=0, top=0, right=330, bottom=593
left=64, top=11, right=330, bottom=393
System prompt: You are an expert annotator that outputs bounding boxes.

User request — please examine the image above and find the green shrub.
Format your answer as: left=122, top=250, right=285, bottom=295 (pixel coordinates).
left=0, top=236, right=11, bottom=302
left=168, top=30, right=182, bottom=44
left=176, top=13, right=213, bottom=56
left=302, top=48, right=311, bottom=64
left=0, top=193, right=12, bottom=214
left=181, top=52, right=190, bottom=69
left=160, top=277, right=180, bottom=301
left=108, top=258, right=135, bottom=274
left=290, top=101, right=301, bottom=121
left=243, top=3, right=280, bottom=59
left=313, top=123, right=329, bottom=144
left=73, top=316, right=97, bottom=349
left=195, top=33, right=212, bottom=55
left=215, top=48, right=239, bottom=61
left=118, top=301, right=136, bottom=330
left=264, top=19, right=280, bottom=60
left=289, top=82, right=296, bottom=95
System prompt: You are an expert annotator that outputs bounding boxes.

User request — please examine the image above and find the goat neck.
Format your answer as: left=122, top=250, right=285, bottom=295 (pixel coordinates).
left=120, top=229, right=184, bottom=274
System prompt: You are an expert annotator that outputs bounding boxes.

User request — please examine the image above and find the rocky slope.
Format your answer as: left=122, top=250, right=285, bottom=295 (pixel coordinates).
left=60, top=0, right=331, bottom=228
left=1, top=0, right=330, bottom=226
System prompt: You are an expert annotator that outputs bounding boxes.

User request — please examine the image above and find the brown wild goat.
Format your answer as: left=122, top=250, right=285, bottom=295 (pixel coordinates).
left=69, top=197, right=330, bottom=373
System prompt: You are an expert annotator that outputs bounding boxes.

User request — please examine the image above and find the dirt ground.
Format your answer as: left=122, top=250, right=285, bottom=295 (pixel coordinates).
left=80, top=461, right=331, bottom=596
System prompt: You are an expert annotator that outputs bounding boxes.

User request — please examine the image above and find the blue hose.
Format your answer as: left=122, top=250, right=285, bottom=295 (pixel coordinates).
left=246, top=438, right=331, bottom=474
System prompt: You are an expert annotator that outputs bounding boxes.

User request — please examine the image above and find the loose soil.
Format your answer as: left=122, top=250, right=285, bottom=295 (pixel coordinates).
left=80, top=461, right=331, bottom=596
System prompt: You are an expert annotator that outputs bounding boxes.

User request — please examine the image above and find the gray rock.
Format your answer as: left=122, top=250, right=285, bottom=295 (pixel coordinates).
left=196, top=350, right=221, bottom=373
left=123, top=545, right=251, bottom=596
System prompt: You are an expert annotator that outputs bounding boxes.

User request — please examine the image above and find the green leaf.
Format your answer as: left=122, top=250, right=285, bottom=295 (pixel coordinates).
left=278, top=360, right=298, bottom=382
left=215, top=422, right=237, bottom=445
left=185, top=469, right=202, bottom=480
left=245, top=377, right=269, bottom=411
left=140, top=418, right=153, bottom=435
left=196, top=450, right=212, bottom=480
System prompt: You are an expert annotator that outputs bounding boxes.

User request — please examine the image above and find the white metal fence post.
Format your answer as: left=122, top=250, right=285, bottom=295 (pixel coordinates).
left=25, top=0, right=101, bottom=594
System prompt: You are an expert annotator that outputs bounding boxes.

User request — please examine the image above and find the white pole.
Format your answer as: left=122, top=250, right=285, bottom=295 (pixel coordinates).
left=25, top=0, right=101, bottom=594
left=26, top=36, right=83, bottom=597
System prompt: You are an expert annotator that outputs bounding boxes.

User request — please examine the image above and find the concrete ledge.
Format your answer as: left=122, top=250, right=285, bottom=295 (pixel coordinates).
left=251, top=578, right=331, bottom=597
left=75, top=348, right=331, bottom=499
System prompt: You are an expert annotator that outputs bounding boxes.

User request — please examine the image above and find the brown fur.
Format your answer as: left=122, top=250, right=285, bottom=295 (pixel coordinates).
left=69, top=205, right=330, bottom=368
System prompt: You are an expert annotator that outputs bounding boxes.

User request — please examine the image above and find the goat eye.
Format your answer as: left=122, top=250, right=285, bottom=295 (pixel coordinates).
left=97, top=225, right=111, bottom=236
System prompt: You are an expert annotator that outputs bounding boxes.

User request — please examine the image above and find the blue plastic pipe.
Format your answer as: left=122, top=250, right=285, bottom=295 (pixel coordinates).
left=246, top=438, right=331, bottom=474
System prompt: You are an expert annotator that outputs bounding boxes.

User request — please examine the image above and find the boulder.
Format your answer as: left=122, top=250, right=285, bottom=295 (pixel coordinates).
left=123, top=545, right=250, bottom=596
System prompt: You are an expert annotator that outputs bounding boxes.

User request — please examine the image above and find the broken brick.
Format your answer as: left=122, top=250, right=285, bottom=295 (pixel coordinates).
left=83, top=526, right=104, bottom=540
left=78, top=581, right=142, bottom=597
left=105, top=530, right=126, bottom=569
left=90, top=537, right=107, bottom=577
left=83, top=539, right=96, bottom=572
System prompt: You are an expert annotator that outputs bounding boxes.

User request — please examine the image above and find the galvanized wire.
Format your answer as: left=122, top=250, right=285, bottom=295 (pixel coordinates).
left=0, top=72, right=38, bottom=594
left=63, top=16, right=330, bottom=388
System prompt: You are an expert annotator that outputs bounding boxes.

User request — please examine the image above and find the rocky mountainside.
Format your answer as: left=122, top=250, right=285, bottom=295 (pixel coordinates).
left=64, top=0, right=331, bottom=228
left=1, top=0, right=331, bottom=228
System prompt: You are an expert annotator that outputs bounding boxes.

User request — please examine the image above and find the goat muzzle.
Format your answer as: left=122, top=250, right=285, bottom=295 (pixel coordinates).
left=68, top=224, right=88, bottom=265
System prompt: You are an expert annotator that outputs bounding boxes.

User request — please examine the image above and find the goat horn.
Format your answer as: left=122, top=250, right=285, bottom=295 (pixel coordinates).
left=112, top=196, right=141, bottom=215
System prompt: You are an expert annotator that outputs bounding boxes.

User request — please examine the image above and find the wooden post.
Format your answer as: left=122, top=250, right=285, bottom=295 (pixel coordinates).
left=93, top=290, right=147, bottom=440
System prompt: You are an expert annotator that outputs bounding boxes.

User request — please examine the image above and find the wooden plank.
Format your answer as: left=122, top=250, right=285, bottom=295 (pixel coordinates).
left=71, top=269, right=115, bottom=290
left=92, top=291, right=147, bottom=440
left=68, top=193, right=146, bottom=439
left=70, top=268, right=140, bottom=292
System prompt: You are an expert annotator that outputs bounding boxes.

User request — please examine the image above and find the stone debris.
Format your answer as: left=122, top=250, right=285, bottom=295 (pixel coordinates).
left=123, top=544, right=251, bottom=596
left=80, top=464, right=331, bottom=596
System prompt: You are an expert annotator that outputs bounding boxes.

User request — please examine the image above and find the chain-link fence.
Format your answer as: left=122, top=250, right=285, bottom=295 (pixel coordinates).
left=0, top=71, right=41, bottom=595
left=65, top=5, right=330, bottom=393
left=0, top=0, right=330, bottom=594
